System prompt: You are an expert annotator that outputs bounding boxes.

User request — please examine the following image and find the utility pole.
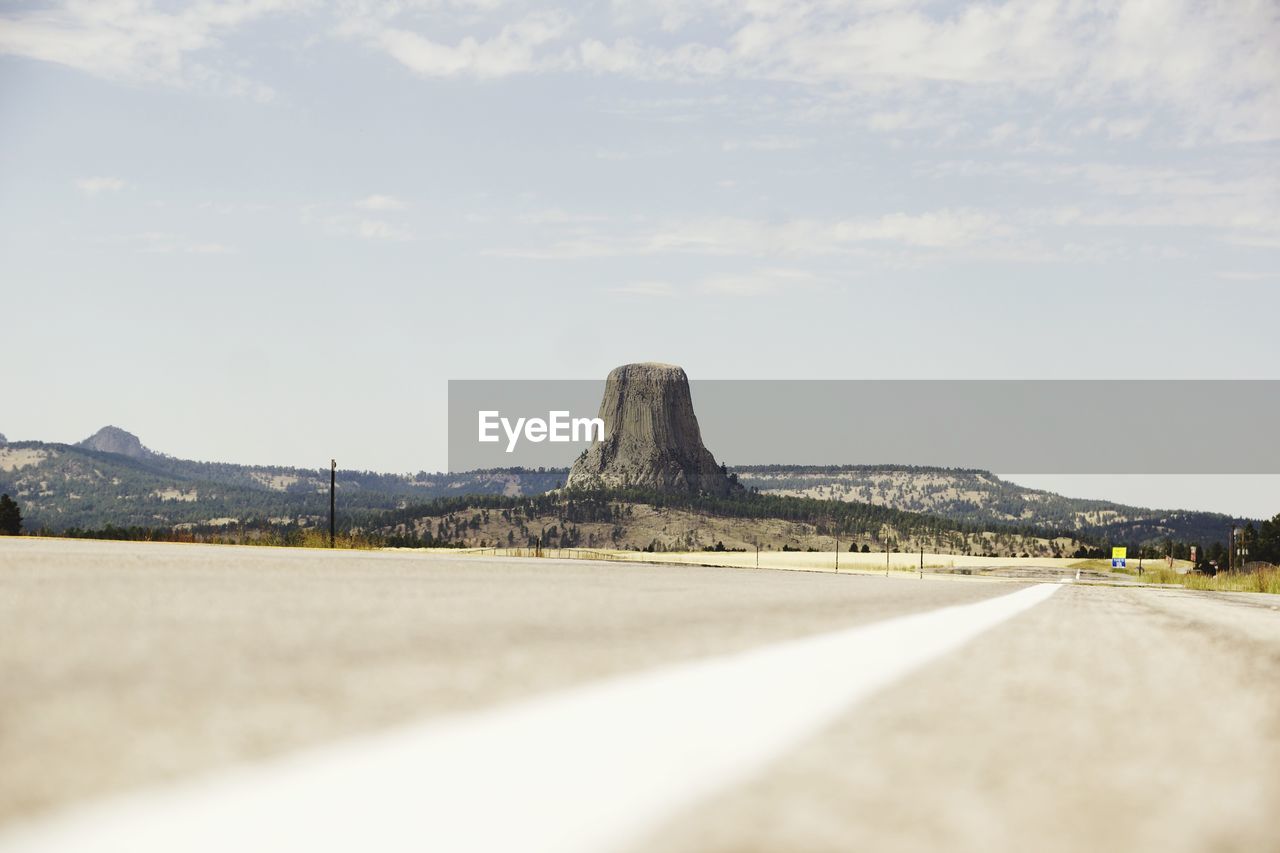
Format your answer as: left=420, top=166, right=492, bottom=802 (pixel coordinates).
left=835, top=532, right=839, bottom=573
left=886, top=543, right=890, bottom=577
left=329, top=459, right=336, bottom=549
left=920, top=545, right=924, bottom=579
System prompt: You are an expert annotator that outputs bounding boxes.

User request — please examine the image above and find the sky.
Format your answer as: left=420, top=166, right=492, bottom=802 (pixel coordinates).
left=1, top=0, right=1277, bottom=517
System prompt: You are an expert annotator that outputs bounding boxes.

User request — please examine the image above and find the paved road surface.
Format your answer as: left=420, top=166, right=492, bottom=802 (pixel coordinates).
left=1, top=538, right=1278, bottom=851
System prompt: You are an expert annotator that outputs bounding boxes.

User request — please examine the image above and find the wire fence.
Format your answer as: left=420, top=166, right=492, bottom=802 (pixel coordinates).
left=458, top=546, right=634, bottom=562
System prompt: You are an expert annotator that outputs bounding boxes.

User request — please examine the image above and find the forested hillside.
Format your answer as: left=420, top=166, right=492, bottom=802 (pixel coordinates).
left=735, top=465, right=1246, bottom=547
left=371, top=489, right=1082, bottom=557
left=0, top=431, right=562, bottom=532
left=0, top=429, right=1253, bottom=549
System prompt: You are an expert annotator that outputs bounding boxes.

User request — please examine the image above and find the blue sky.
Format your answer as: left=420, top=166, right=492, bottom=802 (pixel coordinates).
left=1, top=1, right=1277, bottom=516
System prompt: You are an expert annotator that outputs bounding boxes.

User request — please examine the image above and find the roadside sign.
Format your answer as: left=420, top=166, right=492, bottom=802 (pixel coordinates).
left=1190, top=546, right=1197, bottom=563
left=1112, top=546, right=1127, bottom=569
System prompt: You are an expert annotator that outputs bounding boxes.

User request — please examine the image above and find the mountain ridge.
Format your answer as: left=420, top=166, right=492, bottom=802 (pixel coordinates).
left=0, top=428, right=1253, bottom=546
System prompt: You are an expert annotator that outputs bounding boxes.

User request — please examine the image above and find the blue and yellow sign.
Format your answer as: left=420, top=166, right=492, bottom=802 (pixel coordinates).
left=1112, top=547, right=1127, bottom=569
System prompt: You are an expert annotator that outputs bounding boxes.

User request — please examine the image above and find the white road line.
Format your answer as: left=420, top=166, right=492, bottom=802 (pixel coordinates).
left=0, top=583, right=1060, bottom=853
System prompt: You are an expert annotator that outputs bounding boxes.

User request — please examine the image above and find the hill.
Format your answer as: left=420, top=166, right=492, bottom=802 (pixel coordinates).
left=0, top=429, right=562, bottom=532
left=734, top=464, right=1243, bottom=548
left=370, top=489, right=1083, bottom=557
left=0, top=429, right=1251, bottom=549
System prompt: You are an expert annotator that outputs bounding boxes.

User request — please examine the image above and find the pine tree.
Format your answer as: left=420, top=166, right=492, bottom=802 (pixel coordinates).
left=0, top=494, right=22, bottom=535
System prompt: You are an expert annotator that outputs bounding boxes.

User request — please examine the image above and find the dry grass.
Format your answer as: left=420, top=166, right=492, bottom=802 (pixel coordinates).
left=1143, top=565, right=1280, bottom=595
left=455, top=547, right=1085, bottom=578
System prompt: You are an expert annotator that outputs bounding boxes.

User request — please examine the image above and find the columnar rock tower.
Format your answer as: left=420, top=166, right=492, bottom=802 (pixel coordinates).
left=565, top=362, right=739, bottom=497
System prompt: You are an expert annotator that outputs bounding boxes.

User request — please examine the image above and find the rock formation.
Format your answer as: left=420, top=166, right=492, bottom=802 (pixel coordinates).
left=565, top=362, right=740, bottom=496
left=77, top=426, right=154, bottom=461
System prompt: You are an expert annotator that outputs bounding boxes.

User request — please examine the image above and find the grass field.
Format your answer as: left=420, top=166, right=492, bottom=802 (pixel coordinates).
left=445, top=546, right=1104, bottom=576
left=1139, top=565, right=1280, bottom=594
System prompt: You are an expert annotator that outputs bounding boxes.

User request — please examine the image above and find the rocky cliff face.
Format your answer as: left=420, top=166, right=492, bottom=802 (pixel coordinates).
left=77, top=426, right=154, bottom=461
left=565, top=362, right=739, bottom=496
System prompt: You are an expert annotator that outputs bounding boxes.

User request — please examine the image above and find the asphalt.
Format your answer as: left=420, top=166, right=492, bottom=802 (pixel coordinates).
left=638, top=583, right=1280, bottom=853
left=3, top=538, right=1278, bottom=851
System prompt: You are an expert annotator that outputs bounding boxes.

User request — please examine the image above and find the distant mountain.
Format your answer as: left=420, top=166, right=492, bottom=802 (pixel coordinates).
left=0, top=428, right=1252, bottom=547
left=76, top=426, right=154, bottom=460
left=0, top=429, right=564, bottom=532
left=735, top=465, right=1246, bottom=548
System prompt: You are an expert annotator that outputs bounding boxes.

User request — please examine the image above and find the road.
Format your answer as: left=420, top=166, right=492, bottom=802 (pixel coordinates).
left=1, top=538, right=1278, bottom=852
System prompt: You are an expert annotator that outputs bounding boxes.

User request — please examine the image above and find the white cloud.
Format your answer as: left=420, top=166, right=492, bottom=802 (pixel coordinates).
left=828, top=210, right=1006, bottom=248
left=578, top=37, right=729, bottom=79
left=111, top=232, right=237, bottom=254
left=610, top=269, right=823, bottom=297
left=925, top=158, right=1280, bottom=248
left=8, top=1, right=1277, bottom=143
left=699, top=268, right=821, bottom=295
left=356, top=219, right=412, bottom=241
left=1215, top=271, right=1279, bottom=282
left=303, top=203, right=413, bottom=241
left=491, top=208, right=1009, bottom=260
left=548, top=1, right=1280, bottom=143
left=867, top=111, right=917, bottom=132
left=517, top=208, right=608, bottom=225
left=1079, top=115, right=1150, bottom=141
left=356, top=194, right=406, bottom=211
left=0, top=0, right=296, bottom=98
left=356, top=10, right=574, bottom=78
left=610, top=281, right=675, bottom=297
left=721, top=135, right=812, bottom=152
left=76, top=176, right=126, bottom=195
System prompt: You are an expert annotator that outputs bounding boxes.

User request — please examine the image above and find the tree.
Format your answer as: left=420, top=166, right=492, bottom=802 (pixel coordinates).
left=1256, top=513, right=1280, bottom=565
left=0, top=494, right=22, bottom=535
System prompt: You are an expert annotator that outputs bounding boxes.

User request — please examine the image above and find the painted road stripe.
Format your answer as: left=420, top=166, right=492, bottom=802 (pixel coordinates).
left=0, top=583, right=1060, bottom=853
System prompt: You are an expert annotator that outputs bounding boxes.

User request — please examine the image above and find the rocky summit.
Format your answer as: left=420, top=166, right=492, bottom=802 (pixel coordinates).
left=77, top=426, right=154, bottom=461
left=565, top=362, right=739, bottom=497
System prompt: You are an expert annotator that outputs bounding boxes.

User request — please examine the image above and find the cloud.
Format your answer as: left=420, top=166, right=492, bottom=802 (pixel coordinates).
left=352, top=10, right=574, bottom=78
left=698, top=268, right=821, bottom=295
left=867, top=110, right=919, bottom=132
left=356, top=219, right=412, bottom=241
left=1215, top=271, right=1279, bottom=282
left=517, top=208, right=608, bottom=225
left=609, top=281, right=675, bottom=297
left=8, top=1, right=1277, bottom=144
left=1079, top=115, right=1150, bottom=141
left=491, top=209, right=1009, bottom=260
left=302, top=202, right=413, bottom=241
left=0, top=0, right=295, bottom=98
left=610, top=270, right=823, bottom=297
left=356, top=194, right=406, bottom=211
left=356, top=0, right=1279, bottom=144
left=578, top=37, right=729, bottom=79
left=721, top=135, right=812, bottom=152
left=111, top=232, right=236, bottom=254
left=924, top=158, right=1280, bottom=249
left=76, top=176, right=126, bottom=195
